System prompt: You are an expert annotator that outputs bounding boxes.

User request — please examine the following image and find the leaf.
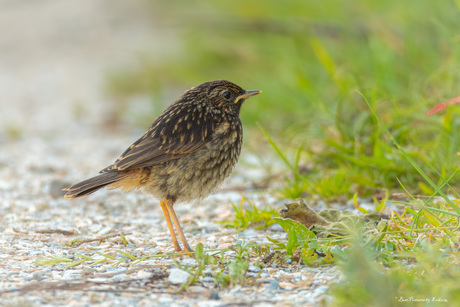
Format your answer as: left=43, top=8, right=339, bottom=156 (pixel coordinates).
left=300, top=248, right=318, bottom=265
left=195, top=243, right=204, bottom=260
left=228, top=258, right=248, bottom=284
left=267, top=236, right=286, bottom=249
left=77, top=254, right=95, bottom=261
left=329, top=245, right=347, bottom=260
left=89, top=258, right=107, bottom=266
left=117, top=250, right=136, bottom=260
left=64, top=259, right=86, bottom=269
left=274, top=217, right=317, bottom=251
left=96, top=252, right=116, bottom=260
left=375, top=190, right=388, bottom=212
left=35, top=255, right=73, bottom=266
left=287, top=228, right=298, bottom=256
left=274, top=217, right=296, bottom=233
left=418, top=182, right=434, bottom=195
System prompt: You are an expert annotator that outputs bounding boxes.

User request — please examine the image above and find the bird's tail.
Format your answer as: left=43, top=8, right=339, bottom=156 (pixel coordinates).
left=63, top=172, right=125, bottom=199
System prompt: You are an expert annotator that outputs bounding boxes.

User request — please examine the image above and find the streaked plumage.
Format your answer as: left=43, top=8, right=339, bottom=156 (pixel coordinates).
left=64, top=80, right=261, bottom=253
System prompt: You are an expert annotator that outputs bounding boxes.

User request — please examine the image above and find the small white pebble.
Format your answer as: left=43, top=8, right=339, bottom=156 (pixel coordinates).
left=168, top=268, right=190, bottom=284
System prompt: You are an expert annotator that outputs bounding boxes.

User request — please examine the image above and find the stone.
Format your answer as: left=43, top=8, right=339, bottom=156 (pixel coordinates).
left=209, top=292, right=220, bottom=300
left=187, top=285, right=207, bottom=293
left=247, top=263, right=261, bottom=273
left=266, top=281, right=279, bottom=291
left=168, top=268, right=191, bottom=284
left=181, top=258, right=197, bottom=265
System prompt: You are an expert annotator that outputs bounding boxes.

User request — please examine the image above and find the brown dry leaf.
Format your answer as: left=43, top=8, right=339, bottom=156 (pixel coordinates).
left=279, top=199, right=330, bottom=228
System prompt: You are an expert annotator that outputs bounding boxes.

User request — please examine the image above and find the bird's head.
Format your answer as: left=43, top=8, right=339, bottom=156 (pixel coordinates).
left=184, top=80, right=261, bottom=115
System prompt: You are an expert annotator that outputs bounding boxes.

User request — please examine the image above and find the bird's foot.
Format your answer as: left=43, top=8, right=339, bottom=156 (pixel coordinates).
left=173, top=246, right=194, bottom=258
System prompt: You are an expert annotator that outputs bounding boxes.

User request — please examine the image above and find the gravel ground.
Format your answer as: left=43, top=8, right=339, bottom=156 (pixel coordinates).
left=0, top=134, right=340, bottom=306
left=0, top=1, right=340, bottom=306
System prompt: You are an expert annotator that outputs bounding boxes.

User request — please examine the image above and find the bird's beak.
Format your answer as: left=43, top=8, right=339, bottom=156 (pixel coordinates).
left=235, top=90, right=262, bottom=103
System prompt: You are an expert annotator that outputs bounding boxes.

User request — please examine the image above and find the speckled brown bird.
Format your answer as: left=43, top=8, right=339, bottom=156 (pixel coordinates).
left=63, top=80, right=261, bottom=253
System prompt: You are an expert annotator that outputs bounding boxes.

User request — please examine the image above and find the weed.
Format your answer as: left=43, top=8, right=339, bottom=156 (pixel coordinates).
left=35, top=249, right=192, bottom=268
left=106, top=0, right=460, bottom=197
left=330, top=239, right=460, bottom=307
left=219, top=196, right=278, bottom=230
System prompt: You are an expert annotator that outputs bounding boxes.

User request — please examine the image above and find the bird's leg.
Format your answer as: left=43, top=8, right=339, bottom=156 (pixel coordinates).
left=160, top=200, right=181, bottom=252
left=165, top=199, right=194, bottom=254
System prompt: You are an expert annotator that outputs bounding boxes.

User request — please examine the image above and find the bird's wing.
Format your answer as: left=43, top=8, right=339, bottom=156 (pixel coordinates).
left=101, top=103, right=215, bottom=172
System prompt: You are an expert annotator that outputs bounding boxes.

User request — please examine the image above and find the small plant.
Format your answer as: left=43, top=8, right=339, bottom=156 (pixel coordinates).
left=35, top=249, right=191, bottom=268
left=330, top=239, right=460, bottom=307
left=35, top=251, right=131, bottom=269
left=325, top=93, right=460, bottom=305
left=267, top=216, right=340, bottom=266
left=213, top=241, right=251, bottom=287
left=176, top=241, right=257, bottom=289
left=270, top=217, right=318, bottom=256
left=219, top=197, right=278, bottom=230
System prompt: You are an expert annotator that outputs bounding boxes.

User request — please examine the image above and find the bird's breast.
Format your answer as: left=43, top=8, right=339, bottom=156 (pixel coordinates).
left=143, top=120, right=243, bottom=202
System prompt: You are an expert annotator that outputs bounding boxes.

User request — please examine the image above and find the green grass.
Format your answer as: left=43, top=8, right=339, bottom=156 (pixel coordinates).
left=218, top=196, right=278, bottom=230
left=331, top=239, right=460, bottom=307
left=106, top=0, right=460, bottom=196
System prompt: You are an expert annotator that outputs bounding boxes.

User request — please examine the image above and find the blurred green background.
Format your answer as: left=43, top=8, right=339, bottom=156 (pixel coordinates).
left=106, top=0, right=460, bottom=199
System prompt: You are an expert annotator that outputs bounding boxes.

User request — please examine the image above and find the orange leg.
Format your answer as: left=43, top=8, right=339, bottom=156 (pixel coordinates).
left=160, top=200, right=181, bottom=252
left=165, top=199, right=194, bottom=254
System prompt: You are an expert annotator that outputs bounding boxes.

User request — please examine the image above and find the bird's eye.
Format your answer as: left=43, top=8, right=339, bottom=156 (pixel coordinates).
left=222, top=91, right=232, bottom=100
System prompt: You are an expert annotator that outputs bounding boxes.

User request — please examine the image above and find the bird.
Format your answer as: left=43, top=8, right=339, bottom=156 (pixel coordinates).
left=63, top=80, right=261, bottom=253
